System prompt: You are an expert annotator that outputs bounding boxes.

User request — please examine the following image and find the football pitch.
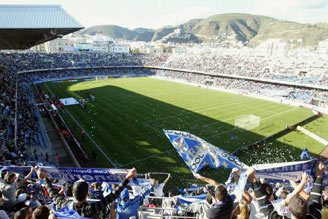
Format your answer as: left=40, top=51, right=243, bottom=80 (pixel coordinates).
left=41, top=77, right=328, bottom=190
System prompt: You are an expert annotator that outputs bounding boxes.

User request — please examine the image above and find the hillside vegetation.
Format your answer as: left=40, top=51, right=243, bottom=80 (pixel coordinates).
left=79, top=13, right=328, bottom=46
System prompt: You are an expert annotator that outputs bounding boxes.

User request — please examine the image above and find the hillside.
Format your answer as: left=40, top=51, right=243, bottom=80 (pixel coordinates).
left=80, top=13, right=328, bottom=46
left=79, top=25, right=137, bottom=40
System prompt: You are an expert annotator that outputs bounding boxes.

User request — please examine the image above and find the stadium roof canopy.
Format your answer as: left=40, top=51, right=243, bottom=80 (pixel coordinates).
left=0, top=4, right=84, bottom=50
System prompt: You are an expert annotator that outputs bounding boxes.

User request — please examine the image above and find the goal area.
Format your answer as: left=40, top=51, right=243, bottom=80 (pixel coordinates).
left=235, top=114, right=260, bottom=130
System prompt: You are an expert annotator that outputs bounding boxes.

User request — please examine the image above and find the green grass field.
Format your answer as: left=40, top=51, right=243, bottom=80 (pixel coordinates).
left=41, top=77, right=328, bottom=191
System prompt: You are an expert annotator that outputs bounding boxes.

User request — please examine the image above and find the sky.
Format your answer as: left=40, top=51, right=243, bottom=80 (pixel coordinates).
left=1, top=0, right=328, bottom=29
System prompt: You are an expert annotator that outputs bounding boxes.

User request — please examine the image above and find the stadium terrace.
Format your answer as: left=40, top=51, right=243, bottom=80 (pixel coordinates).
left=1, top=5, right=328, bottom=219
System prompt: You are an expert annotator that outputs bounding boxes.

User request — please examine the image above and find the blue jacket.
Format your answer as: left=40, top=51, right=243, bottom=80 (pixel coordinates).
left=116, top=183, right=153, bottom=219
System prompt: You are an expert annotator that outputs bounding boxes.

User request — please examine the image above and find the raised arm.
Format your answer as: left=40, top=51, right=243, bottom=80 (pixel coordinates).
left=284, top=172, right=309, bottom=205
left=18, top=166, right=35, bottom=186
left=289, top=180, right=310, bottom=201
left=246, top=167, right=275, bottom=217
left=194, top=173, right=219, bottom=187
left=308, top=161, right=325, bottom=219
left=89, top=168, right=137, bottom=215
left=164, top=173, right=171, bottom=184
left=37, top=167, right=69, bottom=209
left=232, top=168, right=240, bottom=184
left=242, top=189, right=253, bottom=204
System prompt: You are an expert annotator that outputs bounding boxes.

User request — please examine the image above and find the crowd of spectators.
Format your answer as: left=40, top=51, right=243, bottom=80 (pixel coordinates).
left=1, top=53, right=144, bottom=72
left=0, top=51, right=327, bottom=218
left=0, top=62, right=44, bottom=168
left=154, top=70, right=328, bottom=106
left=1, top=52, right=327, bottom=87
left=141, top=52, right=328, bottom=87
left=19, top=68, right=153, bottom=84
left=0, top=161, right=327, bottom=219
left=15, top=67, right=328, bottom=108
left=1, top=51, right=325, bottom=107
left=16, top=65, right=327, bottom=107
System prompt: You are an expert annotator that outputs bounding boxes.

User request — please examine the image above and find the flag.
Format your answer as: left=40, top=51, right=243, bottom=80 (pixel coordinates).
left=163, top=130, right=248, bottom=173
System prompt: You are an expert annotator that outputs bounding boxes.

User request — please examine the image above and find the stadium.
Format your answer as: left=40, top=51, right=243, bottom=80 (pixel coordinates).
left=0, top=3, right=328, bottom=219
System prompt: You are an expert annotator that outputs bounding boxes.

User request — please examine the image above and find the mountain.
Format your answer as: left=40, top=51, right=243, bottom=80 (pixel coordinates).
left=133, top=28, right=153, bottom=34
left=79, top=25, right=137, bottom=40
left=79, top=13, right=328, bottom=46
left=188, top=13, right=274, bottom=43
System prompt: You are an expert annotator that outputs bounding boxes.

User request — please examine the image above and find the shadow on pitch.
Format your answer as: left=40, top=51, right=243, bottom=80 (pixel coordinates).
left=55, top=81, right=321, bottom=191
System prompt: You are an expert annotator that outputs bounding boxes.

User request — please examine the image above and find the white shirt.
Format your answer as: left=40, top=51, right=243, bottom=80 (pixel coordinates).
left=249, top=198, right=287, bottom=219
left=131, top=185, right=144, bottom=196
left=153, top=183, right=165, bottom=197
left=0, top=181, right=18, bottom=208
left=249, top=199, right=265, bottom=219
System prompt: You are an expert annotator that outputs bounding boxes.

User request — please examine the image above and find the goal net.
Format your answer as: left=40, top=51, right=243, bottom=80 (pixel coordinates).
left=235, top=114, right=260, bottom=130
left=95, top=76, right=108, bottom=80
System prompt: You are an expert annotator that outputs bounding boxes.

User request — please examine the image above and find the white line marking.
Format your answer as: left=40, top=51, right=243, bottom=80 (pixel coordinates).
left=64, top=108, right=117, bottom=168
left=205, top=106, right=299, bottom=139
left=144, top=101, right=240, bottom=124
left=44, top=84, right=117, bottom=168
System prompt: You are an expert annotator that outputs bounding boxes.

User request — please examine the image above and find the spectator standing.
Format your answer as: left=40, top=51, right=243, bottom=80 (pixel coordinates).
left=81, top=129, right=85, bottom=141
left=116, top=178, right=155, bottom=219
left=301, top=148, right=310, bottom=160
left=246, top=161, right=325, bottom=219
left=0, top=190, right=10, bottom=219
left=0, top=167, right=34, bottom=210
left=151, top=173, right=171, bottom=207
left=38, top=167, right=136, bottom=218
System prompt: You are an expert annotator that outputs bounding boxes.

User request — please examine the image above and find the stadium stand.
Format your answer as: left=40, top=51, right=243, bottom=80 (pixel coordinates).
left=0, top=4, right=328, bottom=218
left=1, top=52, right=327, bottom=218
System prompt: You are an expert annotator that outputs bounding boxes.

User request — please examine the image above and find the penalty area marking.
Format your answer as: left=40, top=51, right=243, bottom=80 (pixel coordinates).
left=205, top=106, right=299, bottom=139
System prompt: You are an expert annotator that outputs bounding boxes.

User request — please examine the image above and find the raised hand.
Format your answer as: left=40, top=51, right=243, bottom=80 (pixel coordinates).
left=125, top=167, right=137, bottom=180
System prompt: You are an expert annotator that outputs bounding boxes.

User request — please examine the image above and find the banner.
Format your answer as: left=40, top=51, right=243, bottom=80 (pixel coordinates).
left=234, top=172, right=248, bottom=201
left=163, top=130, right=248, bottom=173
left=176, top=194, right=207, bottom=205
left=252, top=159, right=328, bottom=189
left=0, top=166, right=150, bottom=186
left=59, top=97, right=79, bottom=106
left=253, top=159, right=317, bottom=181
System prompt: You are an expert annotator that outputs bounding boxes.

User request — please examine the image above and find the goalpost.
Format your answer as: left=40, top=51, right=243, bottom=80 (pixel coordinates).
left=235, top=114, right=260, bottom=130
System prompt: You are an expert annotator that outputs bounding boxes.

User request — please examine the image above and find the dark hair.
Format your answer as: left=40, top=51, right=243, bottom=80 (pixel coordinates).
left=206, top=192, right=213, bottom=205
left=289, top=195, right=308, bottom=219
left=32, top=206, right=50, bottom=219
left=215, top=185, right=228, bottom=201
left=73, top=181, right=89, bottom=202
left=65, top=181, right=74, bottom=196
left=1, top=170, right=7, bottom=180
left=280, top=191, right=288, bottom=200
left=261, top=183, right=273, bottom=199
left=4, top=172, right=16, bottom=183
left=14, top=207, right=28, bottom=219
